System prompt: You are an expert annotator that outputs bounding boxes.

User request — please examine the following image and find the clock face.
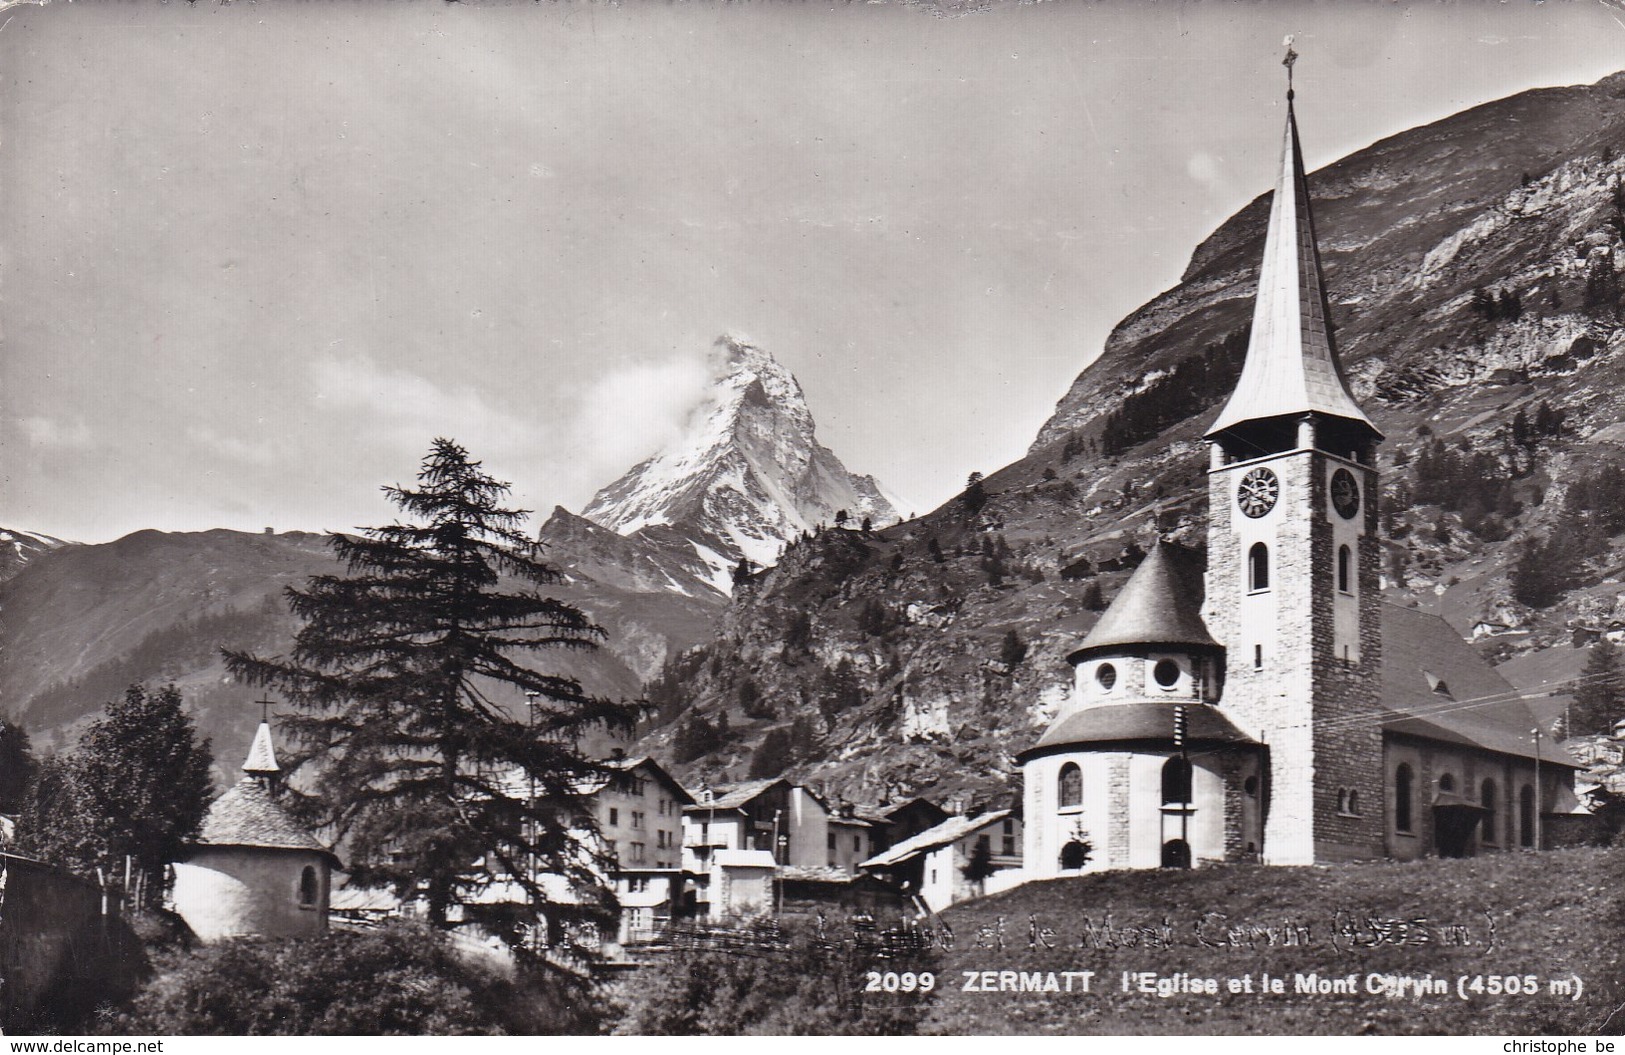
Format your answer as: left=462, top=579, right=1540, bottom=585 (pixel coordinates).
left=1330, top=468, right=1361, bottom=520
left=1237, top=467, right=1279, bottom=519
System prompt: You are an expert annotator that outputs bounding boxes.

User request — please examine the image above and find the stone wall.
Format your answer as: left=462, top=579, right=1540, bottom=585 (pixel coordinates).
left=0, top=854, right=142, bottom=1032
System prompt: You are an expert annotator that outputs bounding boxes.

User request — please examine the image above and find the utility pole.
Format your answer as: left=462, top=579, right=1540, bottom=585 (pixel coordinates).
left=525, top=691, right=539, bottom=896
left=1175, top=705, right=1190, bottom=868
left=1532, top=725, right=1543, bottom=851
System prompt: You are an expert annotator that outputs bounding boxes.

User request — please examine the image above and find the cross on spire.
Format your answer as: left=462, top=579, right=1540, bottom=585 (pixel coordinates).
left=1205, top=50, right=1382, bottom=447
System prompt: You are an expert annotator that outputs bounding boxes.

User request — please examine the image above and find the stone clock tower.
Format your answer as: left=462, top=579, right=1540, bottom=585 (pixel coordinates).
left=1202, top=85, right=1385, bottom=865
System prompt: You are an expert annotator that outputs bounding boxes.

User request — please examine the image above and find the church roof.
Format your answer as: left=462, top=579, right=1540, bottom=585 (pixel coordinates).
left=1379, top=604, right=1575, bottom=766
left=1068, top=541, right=1219, bottom=661
left=194, top=778, right=341, bottom=864
left=1206, top=98, right=1381, bottom=441
left=1019, top=702, right=1258, bottom=761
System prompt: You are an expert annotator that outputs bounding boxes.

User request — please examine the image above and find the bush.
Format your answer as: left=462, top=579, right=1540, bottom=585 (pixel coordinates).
left=612, top=918, right=935, bottom=1035
left=112, top=922, right=601, bottom=1035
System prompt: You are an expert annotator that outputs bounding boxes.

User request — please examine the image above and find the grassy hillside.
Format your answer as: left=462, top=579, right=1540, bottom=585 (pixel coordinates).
left=920, top=848, right=1624, bottom=1035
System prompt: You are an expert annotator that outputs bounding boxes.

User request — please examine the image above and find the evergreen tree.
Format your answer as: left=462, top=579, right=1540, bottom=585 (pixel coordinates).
left=0, top=720, right=36, bottom=815
left=1572, top=642, right=1625, bottom=737
left=817, top=660, right=864, bottom=733
left=224, top=439, right=639, bottom=946
left=927, top=537, right=944, bottom=564
left=961, top=839, right=997, bottom=893
left=961, top=472, right=988, bottom=515
left=732, top=558, right=755, bottom=589
left=738, top=678, right=770, bottom=720
left=782, top=611, right=813, bottom=657
left=748, top=727, right=795, bottom=780
left=1081, top=582, right=1106, bottom=611
left=999, top=629, right=1028, bottom=668
left=834, top=509, right=849, bottom=528
left=17, top=685, right=213, bottom=909
left=673, top=715, right=718, bottom=765
left=857, top=599, right=889, bottom=637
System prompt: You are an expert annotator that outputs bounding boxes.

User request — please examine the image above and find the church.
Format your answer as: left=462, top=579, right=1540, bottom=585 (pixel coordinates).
left=1018, top=82, right=1578, bottom=875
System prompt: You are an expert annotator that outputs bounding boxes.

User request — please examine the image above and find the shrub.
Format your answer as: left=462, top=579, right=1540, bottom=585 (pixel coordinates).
left=112, top=922, right=601, bottom=1035
left=612, top=918, right=934, bottom=1035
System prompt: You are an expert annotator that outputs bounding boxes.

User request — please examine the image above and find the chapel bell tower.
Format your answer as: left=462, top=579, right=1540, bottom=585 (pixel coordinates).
left=1202, top=58, right=1386, bottom=865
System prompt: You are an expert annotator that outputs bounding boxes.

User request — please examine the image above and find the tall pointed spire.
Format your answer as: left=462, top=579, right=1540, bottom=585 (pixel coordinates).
left=243, top=718, right=280, bottom=778
left=1206, top=58, right=1381, bottom=443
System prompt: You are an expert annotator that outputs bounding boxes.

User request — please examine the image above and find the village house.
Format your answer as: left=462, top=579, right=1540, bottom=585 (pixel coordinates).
left=858, top=810, right=1024, bottom=912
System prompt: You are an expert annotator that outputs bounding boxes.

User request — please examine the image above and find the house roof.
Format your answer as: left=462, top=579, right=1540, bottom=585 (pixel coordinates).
left=1206, top=98, right=1380, bottom=442
left=194, top=779, right=340, bottom=865
left=684, top=778, right=786, bottom=813
left=1021, top=702, right=1258, bottom=761
left=1068, top=541, right=1219, bottom=661
left=1379, top=605, right=1574, bottom=766
left=581, top=755, right=697, bottom=805
left=860, top=810, right=1013, bottom=870
left=712, top=849, right=777, bottom=869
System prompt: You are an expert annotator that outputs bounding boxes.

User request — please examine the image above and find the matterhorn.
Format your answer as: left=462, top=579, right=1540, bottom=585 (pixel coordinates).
left=580, top=336, right=901, bottom=594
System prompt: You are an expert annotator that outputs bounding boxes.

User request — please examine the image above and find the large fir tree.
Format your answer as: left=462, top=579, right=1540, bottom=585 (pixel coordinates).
left=225, top=439, right=640, bottom=951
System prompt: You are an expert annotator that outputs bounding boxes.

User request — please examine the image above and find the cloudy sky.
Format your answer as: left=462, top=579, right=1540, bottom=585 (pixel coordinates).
left=3, top=0, right=1623, bottom=543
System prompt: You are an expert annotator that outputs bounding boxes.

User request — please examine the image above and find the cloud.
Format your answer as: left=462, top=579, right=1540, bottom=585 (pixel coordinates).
left=576, top=348, right=717, bottom=476
left=16, top=415, right=94, bottom=450
left=306, top=353, right=544, bottom=462
left=183, top=423, right=280, bottom=467
left=1186, top=151, right=1224, bottom=192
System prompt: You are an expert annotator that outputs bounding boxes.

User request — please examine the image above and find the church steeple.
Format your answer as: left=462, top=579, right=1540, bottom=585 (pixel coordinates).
left=242, top=707, right=281, bottom=780
left=1206, top=68, right=1381, bottom=453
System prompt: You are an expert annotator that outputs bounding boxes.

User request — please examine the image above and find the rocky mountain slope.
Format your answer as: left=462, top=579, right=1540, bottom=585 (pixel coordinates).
left=0, top=524, right=720, bottom=771
left=582, top=336, right=900, bottom=593
left=0, top=527, right=71, bottom=584
left=641, top=71, right=1625, bottom=806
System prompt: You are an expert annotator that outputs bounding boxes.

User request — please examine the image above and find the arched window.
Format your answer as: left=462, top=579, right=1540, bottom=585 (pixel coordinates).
left=1481, top=780, right=1498, bottom=843
left=1439, top=773, right=1456, bottom=794
left=1249, top=543, right=1270, bottom=592
left=298, top=865, right=319, bottom=908
left=1519, top=785, right=1536, bottom=848
left=1337, top=788, right=1349, bottom=814
left=1057, top=763, right=1082, bottom=809
left=1337, top=545, right=1352, bottom=593
left=1395, top=764, right=1414, bottom=833
left=1347, top=789, right=1360, bottom=816
left=1059, top=840, right=1091, bottom=870
left=1161, top=839, right=1191, bottom=869
left=1161, top=756, right=1192, bottom=806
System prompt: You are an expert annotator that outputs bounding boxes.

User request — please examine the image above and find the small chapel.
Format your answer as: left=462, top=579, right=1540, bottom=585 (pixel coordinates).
left=171, top=718, right=339, bottom=940
left=1019, top=77, right=1579, bottom=875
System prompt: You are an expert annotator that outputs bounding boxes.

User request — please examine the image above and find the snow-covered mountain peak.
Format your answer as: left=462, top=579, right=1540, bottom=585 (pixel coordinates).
left=580, top=336, right=900, bottom=593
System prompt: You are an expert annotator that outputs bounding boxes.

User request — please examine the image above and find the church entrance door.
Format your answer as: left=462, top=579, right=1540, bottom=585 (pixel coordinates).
left=1432, top=805, right=1483, bottom=858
